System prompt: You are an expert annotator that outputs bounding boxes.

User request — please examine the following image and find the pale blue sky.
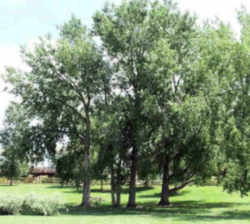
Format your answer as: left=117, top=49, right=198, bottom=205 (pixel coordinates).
left=0, top=0, right=117, bottom=46
left=0, top=0, right=250, bottom=126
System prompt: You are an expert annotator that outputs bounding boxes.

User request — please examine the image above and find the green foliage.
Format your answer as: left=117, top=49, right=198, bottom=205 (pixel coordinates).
left=3, top=15, right=112, bottom=207
left=0, top=195, right=23, bottom=215
left=1, top=0, right=249, bottom=206
left=22, top=193, right=66, bottom=216
left=0, top=193, right=65, bottom=216
left=56, top=151, right=84, bottom=189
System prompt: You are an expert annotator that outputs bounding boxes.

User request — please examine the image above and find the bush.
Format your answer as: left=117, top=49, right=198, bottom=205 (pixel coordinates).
left=0, top=195, right=23, bottom=215
left=41, top=176, right=60, bottom=184
left=22, top=193, right=65, bottom=216
left=22, top=176, right=34, bottom=184
left=0, top=177, right=9, bottom=185
left=0, top=194, right=65, bottom=216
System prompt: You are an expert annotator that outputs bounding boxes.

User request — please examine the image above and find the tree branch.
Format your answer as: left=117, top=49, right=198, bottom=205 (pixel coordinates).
left=169, top=179, right=194, bottom=193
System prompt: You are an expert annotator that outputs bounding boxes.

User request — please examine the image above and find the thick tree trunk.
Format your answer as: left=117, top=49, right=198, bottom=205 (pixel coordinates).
left=81, top=148, right=91, bottom=208
left=144, top=178, right=150, bottom=188
left=127, top=146, right=138, bottom=208
left=100, top=179, right=104, bottom=192
left=80, top=112, right=92, bottom=208
left=159, top=158, right=170, bottom=206
left=115, top=162, right=122, bottom=207
left=116, top=187, right=121, bottom=207
left=9, top=178, right=13, bottom=186
left=111, top=165, right=116, bottom=207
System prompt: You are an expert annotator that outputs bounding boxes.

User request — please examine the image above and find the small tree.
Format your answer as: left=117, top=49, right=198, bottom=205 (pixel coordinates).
left=0, top=104, right=30, bottom=186
left=0, top=155, right=21, bottom=186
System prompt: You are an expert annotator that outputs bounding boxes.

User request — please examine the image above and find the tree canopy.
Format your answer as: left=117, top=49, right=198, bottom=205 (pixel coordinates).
left=1, top=0, right=249, bottom=208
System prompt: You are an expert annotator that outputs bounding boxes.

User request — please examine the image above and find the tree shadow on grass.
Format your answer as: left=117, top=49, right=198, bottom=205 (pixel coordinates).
left=0, top=185, right=11, bottom=187
left=180, top=210, right=250, bottom=222
left=60, top=200, right=250, bottom=223
left=138, top=190, right=189, bottom=199
left=47, top=185, right=250, bottom=222
left=48, top=185, right=154, bottom=195
left=62, top=200, right=247, bottom=218
left=91, top=186, right=153, bottom=194
left=62, top=204, right=204, bottom=217
left=47, top=185, right=76, bottom=189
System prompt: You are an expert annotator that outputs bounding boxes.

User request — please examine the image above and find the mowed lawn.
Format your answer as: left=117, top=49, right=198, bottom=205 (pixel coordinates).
left=1, top=184, right=250, bottom=224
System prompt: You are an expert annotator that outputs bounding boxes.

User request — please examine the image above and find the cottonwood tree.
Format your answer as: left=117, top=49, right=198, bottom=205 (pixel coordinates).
left=145, top=21, right=220, bottom=205
left=94, top=94, right=131, bottom=207
left=4, top=17, right=111, bottom=207
left=214, top=10, right=250, bottom=195
left=93, top=0, right=194, bottom=208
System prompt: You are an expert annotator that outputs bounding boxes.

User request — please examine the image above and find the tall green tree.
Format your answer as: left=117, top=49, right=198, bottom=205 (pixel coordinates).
left=216, top=10, right=250, bottom=195
left=4, top=16, right=111, bottom=207
left=93, top=0, right=191, bottom=208
left=96, top=97, right=131, bottom=207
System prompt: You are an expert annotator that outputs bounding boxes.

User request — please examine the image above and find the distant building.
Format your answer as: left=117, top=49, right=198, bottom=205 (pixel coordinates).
left=30, top=167, right=56, bottom=177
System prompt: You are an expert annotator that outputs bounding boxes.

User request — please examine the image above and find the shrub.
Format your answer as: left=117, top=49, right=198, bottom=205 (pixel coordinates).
left=41, top=176, right=60, bottom=184
left=0, top=193, right=65, bottom=216
left=22, top=176, right=34, bottom=184
left=0, top=177, right=9, bottom=185
left=0, top=195, right=23, bottom=215
left=22, top=193, right=66, bottom=216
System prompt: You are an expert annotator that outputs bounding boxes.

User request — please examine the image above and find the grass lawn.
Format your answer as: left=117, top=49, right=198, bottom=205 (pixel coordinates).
left=0, top=183, right=250, bottom=224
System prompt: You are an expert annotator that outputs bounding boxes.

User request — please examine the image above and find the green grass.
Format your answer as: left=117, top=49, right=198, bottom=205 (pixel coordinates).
left=1, top=183, right=250, bottom=223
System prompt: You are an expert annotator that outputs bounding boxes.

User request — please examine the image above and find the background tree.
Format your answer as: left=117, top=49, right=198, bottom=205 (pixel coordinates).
left=0, top=103, right=32, bottom=186
left=0, top=154, right=21, bottom=186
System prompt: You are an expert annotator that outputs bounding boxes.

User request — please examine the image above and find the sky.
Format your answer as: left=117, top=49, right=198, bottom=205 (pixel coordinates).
left=0, top=0, right=250, bottom=127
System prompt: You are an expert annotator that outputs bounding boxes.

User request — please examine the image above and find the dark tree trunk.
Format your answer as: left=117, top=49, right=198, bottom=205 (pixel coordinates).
left=116, top=187, right=121, bottom=207
left=9, top=178, right=13, bottom=186
left=144, top=178, right=150, bottom=188
left=159, top=158, right=170, bottom=206
left=111, top=165, right=116, bottom=207
left=81, top=147, right=91, bottom=208
left=111, top=162, right=122, bottom=207
left=100, top=179, right=104, bottom=192
left=80, top=113, right=92, bottom=208
left=127, top=145, right=138, bottom=208
left=115, top=161, right=122, bottom=207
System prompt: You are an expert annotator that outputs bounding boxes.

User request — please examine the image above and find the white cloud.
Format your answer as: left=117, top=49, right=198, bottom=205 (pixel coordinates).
left=0, top=45, right=23, bottom=126
left=0, top=45, right=23, bottom=73
left=179, top=0, right=250, bottom=34
left=0, top=38, right=52, bottom=127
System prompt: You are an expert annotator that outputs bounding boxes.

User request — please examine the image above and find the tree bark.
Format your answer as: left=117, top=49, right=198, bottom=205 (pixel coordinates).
left=115, top=161, right=122, bottom=207
left=116, top=187, right=121, bottom=207
left=127, top=145, right=138, bottom=208
left=159, top=158, right=170, bottom=206
left=111, top=165, right=116, bottom=207
left=144, top=178, right=150, bottom=188
left=100, top=179, right=104, bottom=192
left=81, top=148, right=91, bottom=208
left=80, top=111, right=91, bottom=208
left=9, top=178, right=13, bottom=186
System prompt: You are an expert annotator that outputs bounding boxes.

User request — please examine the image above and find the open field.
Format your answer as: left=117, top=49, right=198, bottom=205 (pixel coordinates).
left=1, top=184, right=250, bottom=224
